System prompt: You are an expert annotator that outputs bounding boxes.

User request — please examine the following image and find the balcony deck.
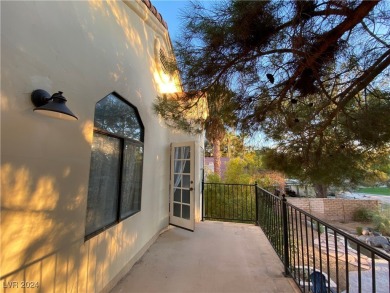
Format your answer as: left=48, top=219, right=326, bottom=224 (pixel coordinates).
left=111, top=221, right=300, bottom=293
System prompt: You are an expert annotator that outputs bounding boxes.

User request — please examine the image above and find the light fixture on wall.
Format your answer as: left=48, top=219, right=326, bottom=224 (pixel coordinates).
left=31, top=89, right=78, bottom=120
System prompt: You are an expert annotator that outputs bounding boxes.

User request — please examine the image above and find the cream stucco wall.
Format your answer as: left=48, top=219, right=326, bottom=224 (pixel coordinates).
left=1, top=1, right=202, bottom=292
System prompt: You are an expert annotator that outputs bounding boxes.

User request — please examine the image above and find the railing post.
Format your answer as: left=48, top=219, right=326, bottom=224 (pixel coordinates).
left=255, top=182, right=259, bottom=225
left=201, top=180, right=204, bottom=221
left=282, top=194, right=290, bottom=277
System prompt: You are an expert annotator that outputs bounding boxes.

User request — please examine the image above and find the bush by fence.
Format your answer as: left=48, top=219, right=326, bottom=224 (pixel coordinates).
left=203, top=182, right=256, bottom=222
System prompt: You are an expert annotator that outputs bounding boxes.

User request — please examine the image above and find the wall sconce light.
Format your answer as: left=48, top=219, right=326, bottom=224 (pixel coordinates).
left=31, top=89, right=78, bottom=120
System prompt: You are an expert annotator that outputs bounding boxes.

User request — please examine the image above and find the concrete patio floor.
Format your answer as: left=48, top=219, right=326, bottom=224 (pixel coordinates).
left=110, top=221, right=300, bottom=293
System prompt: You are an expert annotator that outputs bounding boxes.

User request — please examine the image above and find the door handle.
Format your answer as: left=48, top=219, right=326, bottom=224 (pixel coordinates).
left=190, top=187, right=194, bottom=191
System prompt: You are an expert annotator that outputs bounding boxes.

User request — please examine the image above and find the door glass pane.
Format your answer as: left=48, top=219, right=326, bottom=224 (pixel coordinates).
left=86, top=133, right=120, bottom=235
left=183, top=146, right=190, bottom=159
left=183, top=175, right=190, bottom=188
left=174, top=188, right=181, bottom=202
left=182, top=189, right=190, bottom=204
left=174, top=159, right=182, bottom=175
left=173, top=203, right=181, bottom=217
left=183, top=160, right=190, bottom=173
left=174, top=174, right=182, bottom=188
left=174, top=147, right=181, bottom=159
left=182, top=205, right=190, bottom=220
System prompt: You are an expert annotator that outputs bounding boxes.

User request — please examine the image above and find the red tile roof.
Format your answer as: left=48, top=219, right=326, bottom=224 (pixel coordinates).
left=141, top=0, right=168, bottom=29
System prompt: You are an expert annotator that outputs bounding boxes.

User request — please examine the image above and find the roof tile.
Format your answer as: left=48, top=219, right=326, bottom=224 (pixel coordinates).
left=141, top=0, right=168, bottom=29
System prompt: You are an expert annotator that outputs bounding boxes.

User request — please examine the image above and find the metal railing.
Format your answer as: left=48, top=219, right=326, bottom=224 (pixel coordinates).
left=202, top=182, right=390, bottom=293
left=257, top=186, right=390, bottom=293
left=202, top=182, right=256, bottom=223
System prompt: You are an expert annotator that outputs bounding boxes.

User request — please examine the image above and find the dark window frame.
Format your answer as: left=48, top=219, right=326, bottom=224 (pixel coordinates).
left=85, top=92, right=144, bottom=240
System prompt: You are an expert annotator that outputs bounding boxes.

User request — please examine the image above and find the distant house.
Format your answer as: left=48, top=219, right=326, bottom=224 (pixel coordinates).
left=1, top=1, right=203, bottom=292
left=204, top=157, right=230, bottom=179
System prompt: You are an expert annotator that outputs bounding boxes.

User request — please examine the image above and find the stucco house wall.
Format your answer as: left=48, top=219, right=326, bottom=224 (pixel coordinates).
left=1, top=1, right=202, bottom=292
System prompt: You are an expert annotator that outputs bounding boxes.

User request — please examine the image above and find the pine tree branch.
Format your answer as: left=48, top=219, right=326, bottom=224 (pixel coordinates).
left=277, top=0, right=380, bottom=102
left=307, top=48, right=390, bottom=150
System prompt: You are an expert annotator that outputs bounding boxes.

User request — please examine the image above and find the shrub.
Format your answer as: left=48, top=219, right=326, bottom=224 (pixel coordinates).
left=319, top=224, right=325, bottom=234
left=372, top=214, right=390, bottom=236
left=223, top=158, right=252, bottom=184
left=254, top=170, right=285, bottom=191
left=356, top=226, right=363, bottom=235
left=206, top=172, right=222, bottom=183
left=311, top=221, right=325, bottom=233
left=352, top=208, right=373, bottom=222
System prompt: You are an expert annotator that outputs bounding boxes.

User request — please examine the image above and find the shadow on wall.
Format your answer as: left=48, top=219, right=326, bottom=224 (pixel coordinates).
left=1, top=163, right=86, bottom=290
left=86, top=0, right=180, bottom=96
left=0, top=1, right=172, bottom=290
left=79, top=0, right=182, bottom=154
left=1, top=163, right=139, bottom=292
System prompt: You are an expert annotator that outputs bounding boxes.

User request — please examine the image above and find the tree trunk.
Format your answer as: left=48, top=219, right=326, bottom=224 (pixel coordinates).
left=213, top=138, right=221, bottom=177
left=227, top=135, right=231, bottom=158
left=314, top=184, right=328, bottom=198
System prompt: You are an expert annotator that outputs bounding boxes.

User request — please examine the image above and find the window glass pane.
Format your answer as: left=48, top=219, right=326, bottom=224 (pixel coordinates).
left=120, top=143, right=143, bottom=219
left=86, top=93, right=144, bottom=238
left=85, top=133, right=121, bottom=235
left=94, top=94, right=142, bottom=141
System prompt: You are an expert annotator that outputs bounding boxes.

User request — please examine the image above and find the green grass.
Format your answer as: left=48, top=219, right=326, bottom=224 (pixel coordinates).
left=356, top=187, right=390, bottom=196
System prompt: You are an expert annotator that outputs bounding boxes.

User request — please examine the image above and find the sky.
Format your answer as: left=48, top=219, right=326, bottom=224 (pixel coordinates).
left=152, top=1, right=214, bottom=42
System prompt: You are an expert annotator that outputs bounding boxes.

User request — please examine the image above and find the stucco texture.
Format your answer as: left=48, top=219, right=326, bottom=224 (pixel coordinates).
left=1, top=1, right=200, bottom=292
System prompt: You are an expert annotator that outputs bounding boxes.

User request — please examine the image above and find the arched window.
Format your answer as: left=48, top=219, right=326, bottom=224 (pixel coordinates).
left=85, top=93, right=144, bottom=239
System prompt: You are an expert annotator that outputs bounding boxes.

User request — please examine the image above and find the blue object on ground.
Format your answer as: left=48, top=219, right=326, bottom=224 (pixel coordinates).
left=310, top=271, right=336, bottom=293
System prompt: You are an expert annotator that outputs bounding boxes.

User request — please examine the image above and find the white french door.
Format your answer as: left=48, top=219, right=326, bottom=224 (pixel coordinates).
left=169, top=142, right=195, bottom=231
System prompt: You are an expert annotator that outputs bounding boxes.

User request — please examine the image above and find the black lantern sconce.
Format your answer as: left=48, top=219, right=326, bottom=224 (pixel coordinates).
left=31, top=89, right=78, bottom=121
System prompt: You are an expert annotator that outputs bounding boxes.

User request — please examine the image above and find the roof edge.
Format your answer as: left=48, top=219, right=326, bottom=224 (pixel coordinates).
left=141, top=0, right=168, bottom=29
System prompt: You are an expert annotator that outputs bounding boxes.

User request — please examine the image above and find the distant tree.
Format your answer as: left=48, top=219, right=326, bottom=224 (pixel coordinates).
left=154, top=83, right=238, bottom=176
left=204, top=140, right=213, bottom=157
left=204, top=84, right=238, bottom=175
left=205, top=130, right=245, bottom=158
left=223, top=152, right=285, bottom=189
left=262, top=90, right=390, bottom=197
left=221, top=131, right=245, bottom=158
left=254, top=171, right=285, bottom=192
left=224, top=157, right=252, bottom=184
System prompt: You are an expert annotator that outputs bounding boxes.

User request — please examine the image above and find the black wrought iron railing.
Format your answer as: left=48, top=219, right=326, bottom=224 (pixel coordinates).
left=202, top=182, right=390, bottom=293
left=257, top=187, right=390, bottom=293
left=202, top=182, right=256, bottom=223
